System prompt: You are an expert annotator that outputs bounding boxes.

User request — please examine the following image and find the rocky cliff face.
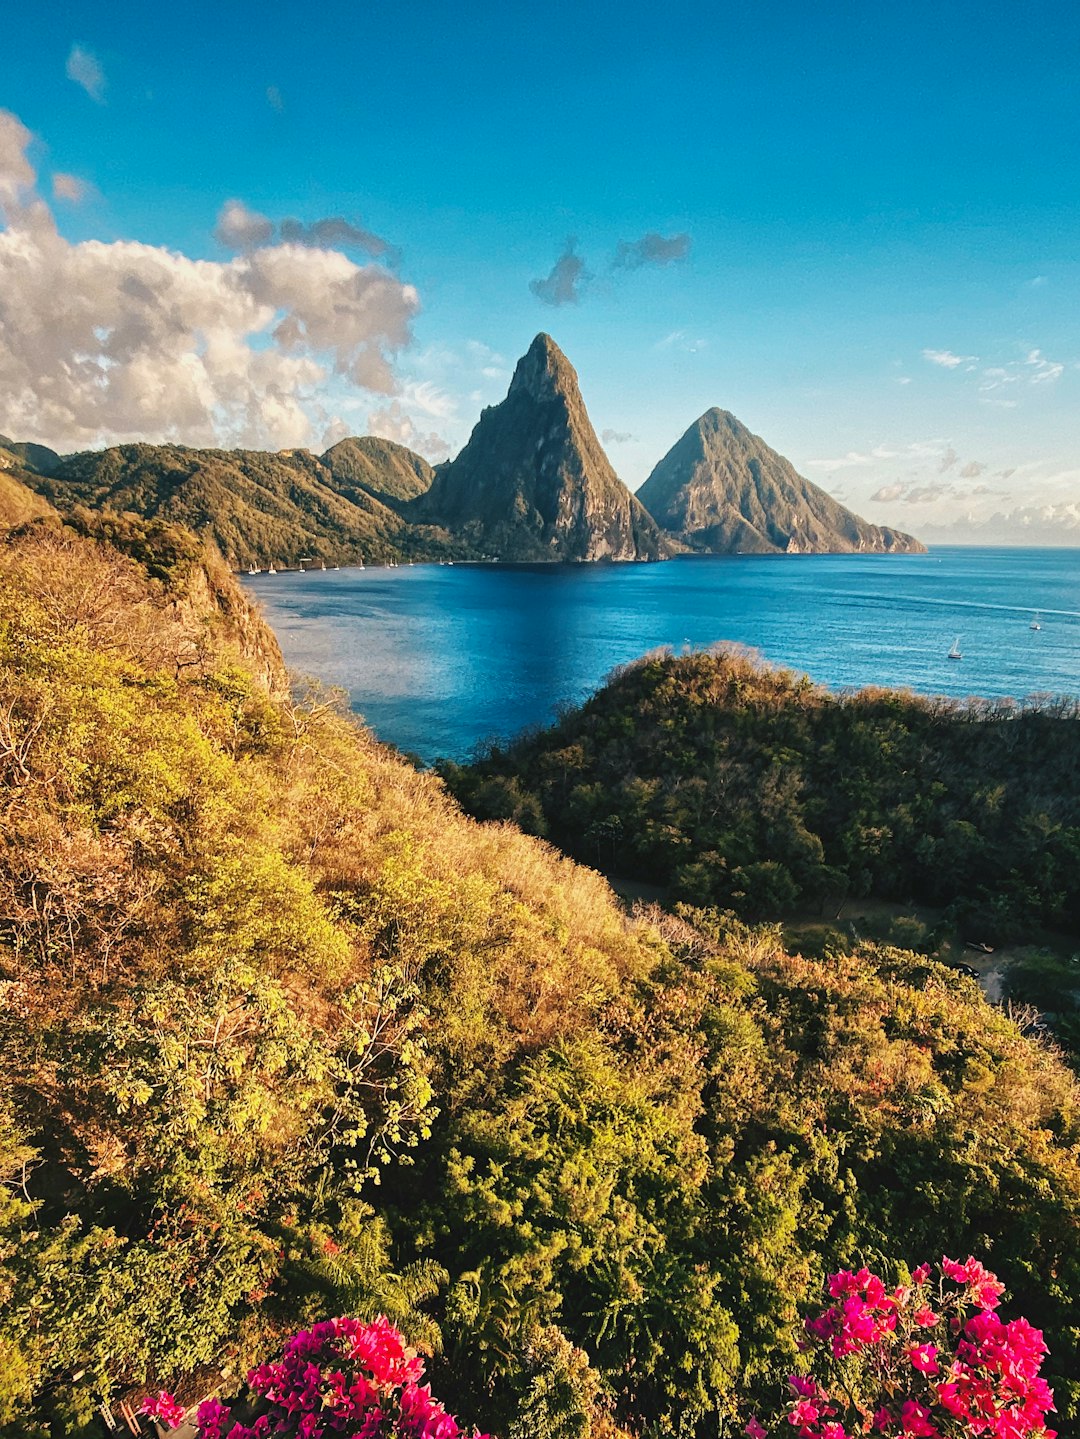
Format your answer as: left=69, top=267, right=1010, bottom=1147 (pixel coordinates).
left=417, top=334, right=666, bottom=561
left=636, top=409, right=925, bottom=555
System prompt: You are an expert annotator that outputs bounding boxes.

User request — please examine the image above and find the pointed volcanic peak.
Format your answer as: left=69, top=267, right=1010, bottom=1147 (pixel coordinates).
left=636, top=408, right=925, bottom=554
left=418, top=334, right=666, bottom=561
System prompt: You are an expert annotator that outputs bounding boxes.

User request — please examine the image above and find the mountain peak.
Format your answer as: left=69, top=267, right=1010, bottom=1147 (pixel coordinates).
left=417, top=335, right=665, bottom=561
left=636, top=409, right=924, bottom=555
left=508, top=332, right=579, bottom=402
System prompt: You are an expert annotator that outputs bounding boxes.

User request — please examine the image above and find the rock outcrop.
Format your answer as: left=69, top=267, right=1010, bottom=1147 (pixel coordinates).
left=416, top=334, right=666, bottom=561
left=636, top=408, right=924, bottom=554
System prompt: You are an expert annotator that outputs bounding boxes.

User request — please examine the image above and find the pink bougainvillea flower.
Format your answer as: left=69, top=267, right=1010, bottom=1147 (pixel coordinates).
left=907, top=1343, right=940, bottom=1376
left=899, top=1399, right=938, bottom=1436
left=911, top=1264, right=932, bottom=1286
left=745, top=1419, right=768, bottom=1439
left=142, top=1391, right=187, bottom=1429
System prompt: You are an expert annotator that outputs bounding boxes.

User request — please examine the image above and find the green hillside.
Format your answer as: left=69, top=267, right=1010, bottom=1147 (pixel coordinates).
left=1, top=519, right=1078, bottom=1435
left=0, top=459, right=55, bottom=529
left=442, top=647, right=1080, bottom=938
left=25, top=441, right=462, bottom=568
left=322, top=435, right=436, bottom=509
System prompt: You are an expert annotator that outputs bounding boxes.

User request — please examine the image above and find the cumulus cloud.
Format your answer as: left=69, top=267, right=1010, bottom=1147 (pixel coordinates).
left=0, top=108, right=419, bottom=452
left=870, top=482, right=905, bottom=502
left=601, top=428, right=636, bottom=444
left=0, top=112, right=36, bottom=222
left=922, top=348, right=976, bottom=369
left=959, top=460, right=986, bottom=478
left=367, top=400, right=450, bottom=461
left=66, top=44, right=106, bottom=103
left=214, top=200, right=395, bottom=261
left=938, top=446, right=959, bottom=472
left=280, top=215, right=396, bottom=261
left=611, top=231, right=690, bottom=269
left=902, top=484, right=950, bottom=504
left=214, top=199, right=275, bottom=250
left=529, top=240, right=588, bottom=307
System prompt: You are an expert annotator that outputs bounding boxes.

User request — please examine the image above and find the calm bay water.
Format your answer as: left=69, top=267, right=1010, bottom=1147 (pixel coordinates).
left=244, top=548, right=1080, bottom=764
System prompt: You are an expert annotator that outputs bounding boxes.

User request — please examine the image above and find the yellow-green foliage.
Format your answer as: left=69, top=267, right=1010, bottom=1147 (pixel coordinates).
left=0, top=522, right=655, bottom=1429
left=1, top=523, right=1079, bottom=1438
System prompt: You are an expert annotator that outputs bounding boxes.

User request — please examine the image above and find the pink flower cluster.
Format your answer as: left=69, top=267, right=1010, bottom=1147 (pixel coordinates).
left=746, top=1258, right=1056, bottom=1439
left=142, top=1391, right=188, bottom=1430
left=187, top=1316, right=493, bottom=1439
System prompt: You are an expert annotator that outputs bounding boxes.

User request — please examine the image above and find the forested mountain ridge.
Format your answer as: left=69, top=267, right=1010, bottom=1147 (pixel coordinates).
left=635, top=408, right=924, bottom=553
left=22, top=439, right=463, bottom=568
left=2, top=512, right=1079, bottom=1434
left=411, top=334, right=667, bottom=561
left=443, top=646, right=1080, bottom=937
left=321, top=434, right=436, bottom=509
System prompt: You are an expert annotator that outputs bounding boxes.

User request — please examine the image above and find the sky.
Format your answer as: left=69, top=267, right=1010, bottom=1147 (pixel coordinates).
left=2, top=0, right=1079, bottom=541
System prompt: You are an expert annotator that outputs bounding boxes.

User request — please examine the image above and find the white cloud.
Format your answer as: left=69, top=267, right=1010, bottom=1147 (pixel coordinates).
left=52, top=172, right=89, bottom=203
left=0, top=111, right=36, bottom=221
left=1025, top=348, right=1064, bottom=384
left=922, top=348, right=976, bottom=369
left=66, top=45, right=106, bottom=103
left=400, top=380, right=455, bottom=419
left=870, top=483, right=904, bottom=502
left=654, top=329, right=707, bottom=353
left=366, top=400, right=450, bottom=461
left=214, top=199, right=274, bottom=250
left=0, top=109, right=419, bottom=452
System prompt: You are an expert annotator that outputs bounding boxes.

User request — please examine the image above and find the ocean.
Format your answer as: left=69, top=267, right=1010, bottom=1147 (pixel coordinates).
left=243, top=547, right=1080, bottom=764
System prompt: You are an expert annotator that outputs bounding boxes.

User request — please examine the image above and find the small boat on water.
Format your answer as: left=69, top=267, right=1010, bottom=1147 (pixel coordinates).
left=247, top=564, right=260, bottom=575
left=1030, top=612, right=1042, bottom=631
left=319, top=560, right=327, bottom=572
left=948, top=636, right=962, bottom=660
left=267, top=562, right=277, bottom=576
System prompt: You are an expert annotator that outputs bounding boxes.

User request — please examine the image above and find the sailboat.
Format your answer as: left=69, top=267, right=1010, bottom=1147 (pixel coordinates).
left=1030, top=612, right=1042, bottom=631
left=947, top=636, right=962, bottom=660
left=319, top=559, right=327, bottom=571
left=357, top=553, right=364, bottom=570
left=267, top=561, right=277, bottom=576
left=247, top=563, right=260, bottom=575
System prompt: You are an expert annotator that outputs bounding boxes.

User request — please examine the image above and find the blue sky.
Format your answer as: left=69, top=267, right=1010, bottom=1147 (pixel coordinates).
left=2, top=0, right=1079, bottom=538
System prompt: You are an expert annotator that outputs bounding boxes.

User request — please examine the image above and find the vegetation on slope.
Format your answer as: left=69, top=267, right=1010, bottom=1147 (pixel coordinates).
left=0, top=458, right=54, bottom=529
left=25, top=441, right=462, bottom=569
left=323, top=436, right=436, bottom=509
left=1, top=530, right=1078, bottom=1436
left=443, top=647, right=1080, bottom=939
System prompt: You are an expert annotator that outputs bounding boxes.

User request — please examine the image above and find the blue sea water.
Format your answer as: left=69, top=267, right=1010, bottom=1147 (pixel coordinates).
left=243, top=548, right=1080, bottom=764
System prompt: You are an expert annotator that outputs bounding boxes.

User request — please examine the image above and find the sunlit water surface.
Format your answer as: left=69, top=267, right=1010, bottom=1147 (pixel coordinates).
left=243, top=548, right=1080, bottom=764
